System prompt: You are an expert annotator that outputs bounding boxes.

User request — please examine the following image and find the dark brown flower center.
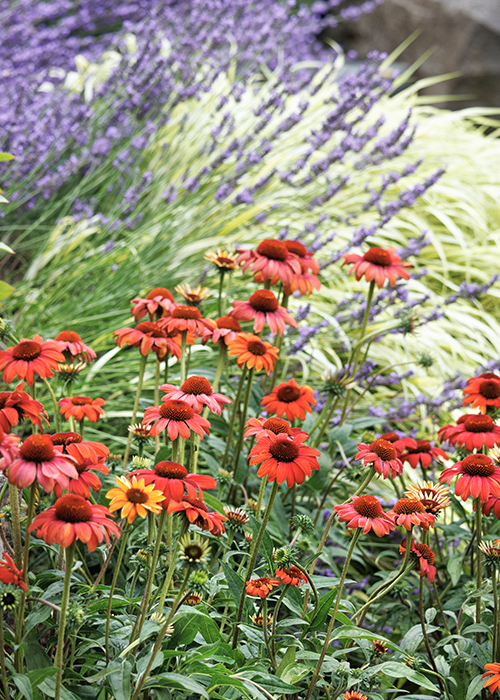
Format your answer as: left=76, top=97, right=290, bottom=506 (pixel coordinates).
left=186, top=497, right=208, bottom=512
left=20, top=434, right=55, bottom=462
left=136, top=322, right=166, bottom=338
left=461, top=454, right=495, bottom=477
left=55, top=494, right=93, bottom=523
left=159, top=400, right=194, bottom=421
left=268, top=439, right=300, bottom=462
left=479, top=373, right=499, bottom=380
left=50, top=432, right=82, bottom=446
left=172, top=306, right=202, bottom=320
left=249, top=290, right=279, bottom=313
left=353, top=495, right=384, bottom=519
left=127, top=487, right=149, bottom=504
left=71, top=396, right=93, bottom=406
left=181, top=376, right=212, bottom=396
left=463, top=414, right=495, bottom=433
left=12, top=340, right=42, bottom=361
left=393, top=498, right=425, bottom=514
left=405, top=440, right=431, bottom=455
left=363, top=247, right=393, bottom=266
left=369, top=439, right=397, bottom=461
left=216, top=316, right=241, bottom=331
left=263, top=418, right=291, bottom=434
left=75, top=459, right=91, bottom=475
left=55, top=331, right=82, bottom=342
left=146, top=287, right=174, bottom=302
left=276, top=384, right=301, bottom=403
left=479, top=379, right=500, bottom=399
left=154, top=460, right=188, bottom=479
left=284, top=240, right=307, bottom=257
left=247, top=340, right=267, bottom=356
left=257, top=239, right=288, bottom=261
left=415, top=542, right=435, bottom=565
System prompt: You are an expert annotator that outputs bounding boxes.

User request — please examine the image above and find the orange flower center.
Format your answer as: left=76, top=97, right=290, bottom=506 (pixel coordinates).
left=216, top=316, right=241, bottom=331
left=353, top=495, right=383, bottom=518
left=71, top=396, right=93, bottom=406
left=127, top=487, right=149, bottom=504
left=363, top=247, right=393, bottom=266
left=172, top=306, right=202, bottom=320
left=20, top=434, right=55, bottom=462
left=249, top=290, right=279, bottom=313
left=50, top=432, right=82, bottom=446
left=276, top=383, right=301, bottom=403
left=136, top=322, right=166, bottom=338
left=55, top=331, right=82, bottom=342
left=12, top=340, right=42, bottom=361
left=393, top=498, right=425, bottom=514
left=369, top=439, right=397, bottom=461
left=146, top=287, right=174, bottom=302
left=461, top=454, right=495, bottom=477
left=380, top=432, right=399, bottom=442
left=263, top=418, right=291, bottom=434
left=284, top=240, right=307, bottom=257
left=181, top=376, right=212, bottom=396
left=479, top=379, right=500, bottom=399
left=154, top=460, right=188, bottom=479
left=247, top=340, right=267, bottom=356
left=54, top=494, right=93, bottom=523
left=463, top=414, right=495, bottom=433
left=268, top=439, right=300, bottom=462
left=159, top=400, right=194, bottom=421
left=415, top=542, right=435, bottom=565
left=257, top=239, right=288, bottom=261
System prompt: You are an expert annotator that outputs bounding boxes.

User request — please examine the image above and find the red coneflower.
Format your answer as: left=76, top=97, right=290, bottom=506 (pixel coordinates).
left=114, top=321, right=169, bottom=358
left=334, top=495, right=395, bottom=536
left=404, top=481, right=451, bottom=515
left=166, top=496, right=227, bottom=536
left=261, top=378, right=316, bottom=421
left=342, top=247, right=413, bottom=288
left=245, top=576, right=281, bottom=598
left=399, top=440, right=448, bottom=469
left=161, top=306, right=214, bottom=336
left=142, top=400, right=211, bottom=440
left=129, top=460, right=216, bottom=507
left=54, top=330, right=96, bottom=364
left=50, top=432, right=109, bottom=464
left=0, top=552, right=27, bottom=591
left=130, top=287, right=175, bottom=321
left=238, top=239, right=302, bottom=287
left=53, top=453, right=109, bottom=499
left=483, top=663, right=500, bottom=695
left=227, top=333, right=279, bottom=374
left=343, top=693, right=368, bottom=700
left=229, top=289, right=297, bottom=336
left=438, top=414, right=500, bottom=451
left=7, top=434, right=78, bottom=494
left=400, top=538, right=436, bottom=582
left=440, top=454, right=500, bottom=502
left=386, top=498, right=435, bottom=530
left=463, top=373, right=500, bottom=414
left=0, top=335, right=64, bottom=385
left=356, top=439, right=404, bottom=479
left=244, top=416, right=293, bottom=439
left=482, top=496, right=500, bottom=519
left=29, top=494, right=120, bottom=552
left=275, top=565, right=307, bottom=587
left=379, top=432, right=417, bottom=457
left=249, top=432, right=321, bottom=487
left=160, top=376, right=231, bottom=415
left=202, top=316, right=242, bottom=345
left=59, top=396, right=105, bottom=423
left=0, top=382, right=50, bottom=432
left=0, top=428, right=20, bottom=469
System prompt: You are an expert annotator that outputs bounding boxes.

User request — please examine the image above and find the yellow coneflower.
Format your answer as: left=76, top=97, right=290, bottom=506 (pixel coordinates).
left=106, top=475, right=164, bottom=524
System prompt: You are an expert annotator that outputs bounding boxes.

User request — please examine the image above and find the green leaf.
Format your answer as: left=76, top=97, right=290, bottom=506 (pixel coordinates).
left=12, top=673, right=33, bottom=700
left=377, top=661, right=439, bottom=693
left=334, top=626, right=402, bottom=653
left=221, top=561, right=252, bottom=616
left=146, top=672, right=209, bottom=698
left=203, top=491, right=227, bottom=515
left=38, top=677, right=81, bottom=700
left=0, top=242, right=14, bottom=254
left=25, top=631, right=53, bottom=671
left=0, top=152, right=15, bottom=161
left=108, top=660, right=132, bottom=700
left=249, top=515, right=273, bottom=569
left=0, top=281, right=15, bottom=300
left=306, top=588, right=337, bottom=632
left=447, top=553, right=463, bottom=586
left=276, top=646, right=296, bottom=678
left=154, top=446, right=171, bottom=464
left=466, top=674, right=486, bottom=700
left=27, top=667, right=58, bottom=689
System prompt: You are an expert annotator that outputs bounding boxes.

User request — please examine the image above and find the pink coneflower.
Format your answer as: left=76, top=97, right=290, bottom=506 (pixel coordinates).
left=440, top=454, right=500, bottom=502
left=386, top=498, right=436, bottom=530
left=129, top=460, right=216, bottom=507
left=114, top=321, right=169, bottom=359
left=249, top=432, right=321, bottom=487
left=161, top=306, right=214, bottom=336
left=482, top=496, right=500, bottom=519
left=285, top=240, right=319, bottom=275
left=342, top=247, right=413, bottom=288
left=0, top=382, right=49, bottom=433
left=59, top=396, right=105, bottom=423
left=142, top=400, right=211, bottom=439
left=356, top=439, right=404, bottom=479
left=7, top=434, right=78, bottom=493
left=54, top=331, right=96, bottom=364
left=229, top=289, right=297, bottom=336
left=399, top=440, right=448, bottom=469
left=202, top=316, right=242, bottom=345
left=334, top=495, right=395, bottom=536
left=463, top=373, right=500, bottom=414
left=282, top=240, right=321, bottom=296
left=167, top=496, right=226, bottom=536
left=0, top=427, right=20, bottom=469
left=160, top=377, right=231, bottom=415
left=261, top=379, right=316, bottom=421
left=400, top=539, right=437, bottom=582
left=130, top=287, right=176, bottom=321
left=53, top=452, right=109, bottom=499
left=244, top=416, right=294, bottom=439
left=50, top=432, right=109, bottom=464
left=238, top=239, right=302, bottom=287
left=438, top=414, right=500, bottom=451
left=379, top=432, right=417, bottom=457
left=0, top=335, right=64, bottom=385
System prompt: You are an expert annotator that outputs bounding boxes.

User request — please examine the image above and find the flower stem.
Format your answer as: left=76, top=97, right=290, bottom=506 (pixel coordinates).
left=42, top=377, right=60, bottom=433
left=8, top=483, right=22, bottom=569
left=305, top=529, right=361, bottom=700
left=180, top=331, right=187, bottom=385
left=105, top=528, right=130, bottom=663
left=475, top=497, right=482, bottom=643
left=122, top=354, right=148, bottom=470
left=0, top=613, right=9, bottom=699
left=255, top=475, right=268, bottom=521
left=311, top=397, right=340, bottom=449
left=79, top=418, right=85, bottom=439
left=156, top=519, right=188, bottom=615
left=212, top=343, right=227, bottom=394
left=54, top=543, right=75, bottom=700
left=271, top=585, right=289, bottom=660
left=419, top=576, right=445, bottom=693
left=232, top=368, right=255, bottom=483
left=154, top=358, right=161, bottom=454
left=262, top=598, right=277, bottom=669
left=221, top=366, right=247, bottom=469
left=218, top=273, right=224, bottom=317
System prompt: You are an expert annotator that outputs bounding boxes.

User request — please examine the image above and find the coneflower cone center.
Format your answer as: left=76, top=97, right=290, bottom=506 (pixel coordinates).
left=20, top=434, right=55, bottom=462
left=412, top=440, right=431, bottom=453
left=461, top=454, right=496, bottom=477
left=146, top=287, right=174, bottom=301
left=463, top=414, right=495, bottom=432
left=363, top=247, right=392, bottom=266
left=285, top=240, right=307, bottom=257
left=217, top=316, right=241, bottom=331
left=415, top=542, right=435, bottom=565
left=181, top=376, right=212, bottom=396
left=55, top=494, right=93, bottom=522
left=50, top=432, right=82, bottom=446
left=369, top=439, right=397, bottom=461
left=127, top=487, right=149, bottom=504
left=136, top=322, right=166, bottom=338
left=154, top=461, right=188, bottom=479
left=71, top=396, right=93, bottom=406
left=269, top=439, right=300, bottom=462
left=276, top=384, right=301, bottom=402
left=249, top=290, right=279, bottom=312
left=353, top=495, right=383, bottom=518
left=381, top=432, right=399, bottom=442
left=12, top=340, right=42, bottom=361
left=172, top=306, right=201, bottom=320
left=393, top=498, right=425, bottom=514
left=257, top=239, right=288, bottom=261
left=55, top=330, right=82, bottom=342
left=184, top=544, right=204, bottom=560
left=159, top=400, right=194, bottom=421
left=187, top=497, right=208, bottom=512
left=247, top=340, right=267, bottom=356
left=263, top=418, right=291, bottom=434
left=479, top=379, right=500, bottom=398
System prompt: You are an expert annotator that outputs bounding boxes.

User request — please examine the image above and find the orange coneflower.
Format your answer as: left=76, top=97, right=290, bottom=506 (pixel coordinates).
left=356, top=439, right=404, bottom=480
left=342, top=246, right=413, bottom=288
left=238, top=239, right=302, bottom=287
left=54, top=330, right=96, bottom=364
left=282, top=240, right=321, bottom=296
left=114, top=321, right=169, bottom=359
left=106, top=475, right=164, bottom=524
left=59, top=396, right=105, bottom=423
left=161, top=306, right=213, bottom=336
left=275, top=565, right=307, bottom=587
left=245, top=576, right=281, bottom=598
left=160, top=376, right=231, bottom=415
left=334, top=495, right=395, bottom=537
left=130, top=287, right=175, bottom=321
left=261, top=378, right=316, bottom=421
left=227, top=333, right=279, bottom=374
left=7, top=434, right=78, bottom=494
left=0, top=552, right=27, bottom=591
left=343, top=692, right=368, bottom=700
left=387, top=499, right=435, bottom=531
left=483, top=663, right=500, bottom=695
left=243, top=416, right=294, bottom=439
left=438, top=414, right=500, bottom=452
left=0, top=335, right=64, bottom=385
left=50, top=432, right=109, bottom=464
left=440, top=454, right=500, bottom=502
left=463, top=373, right=500, bottom=414
left=399, top=440, right=448, bottom=469
left=0, top=428, right=20, bottom=469
left=142, top=400, right=211, bottom=440
left=400, top=538, right=436, bottom=582
left=249, top=432, right=321, bottom=487
left=53, top=452, right=109, bottom=499
left=129, top=460, right=216, bottom=507
left=229, top=289, right=297, bottom=336
left=0, top=382, right=49, bottom=432
left=167, top=496, right=227, bottom=536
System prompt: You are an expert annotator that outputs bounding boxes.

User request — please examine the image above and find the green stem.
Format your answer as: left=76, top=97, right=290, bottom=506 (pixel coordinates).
left=218, top=272, right=224, bottom=317
left=0, top=613, right=9, bottom=699
left=271, top=585, right=289, bottom=659
left=221, top=366, right=247, bottom=469
left=262, top=598, right=277, bottom=669
left=419, top=576, right=445, bottom=693
left=180, top=331, right=187, bottom=385
left=233, top=368, right=255, bottom=483
left=431, top=580, right=459, bottom=656
left=8, top=483, right=22, bottom=569
left=305, top=530, right=362, bottom=700
left=154, top=358, right=161, bottom=454
left=54, top=543, right=75, bottom=700
left=79, top=418, right=85, bottom=439
left=188, top=432, right=197, bottom=473
left=255, top=476, right=268, bottom=522
left=42, top=377, right=60, bottom=433
left=212, top=343, right=227, bottom=394
left=495, top=567, right=500, bottom=662
left=122, top=354, right=148, bottom=469
left=105, top=528, right=130, bottom=663
left=156, top=519, right=189, bottom=615
left=476, top=497, right=482, bottom=643
left=311, top=397, right=340, bottom=448
left=309, top=395, right=335, bottom=439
